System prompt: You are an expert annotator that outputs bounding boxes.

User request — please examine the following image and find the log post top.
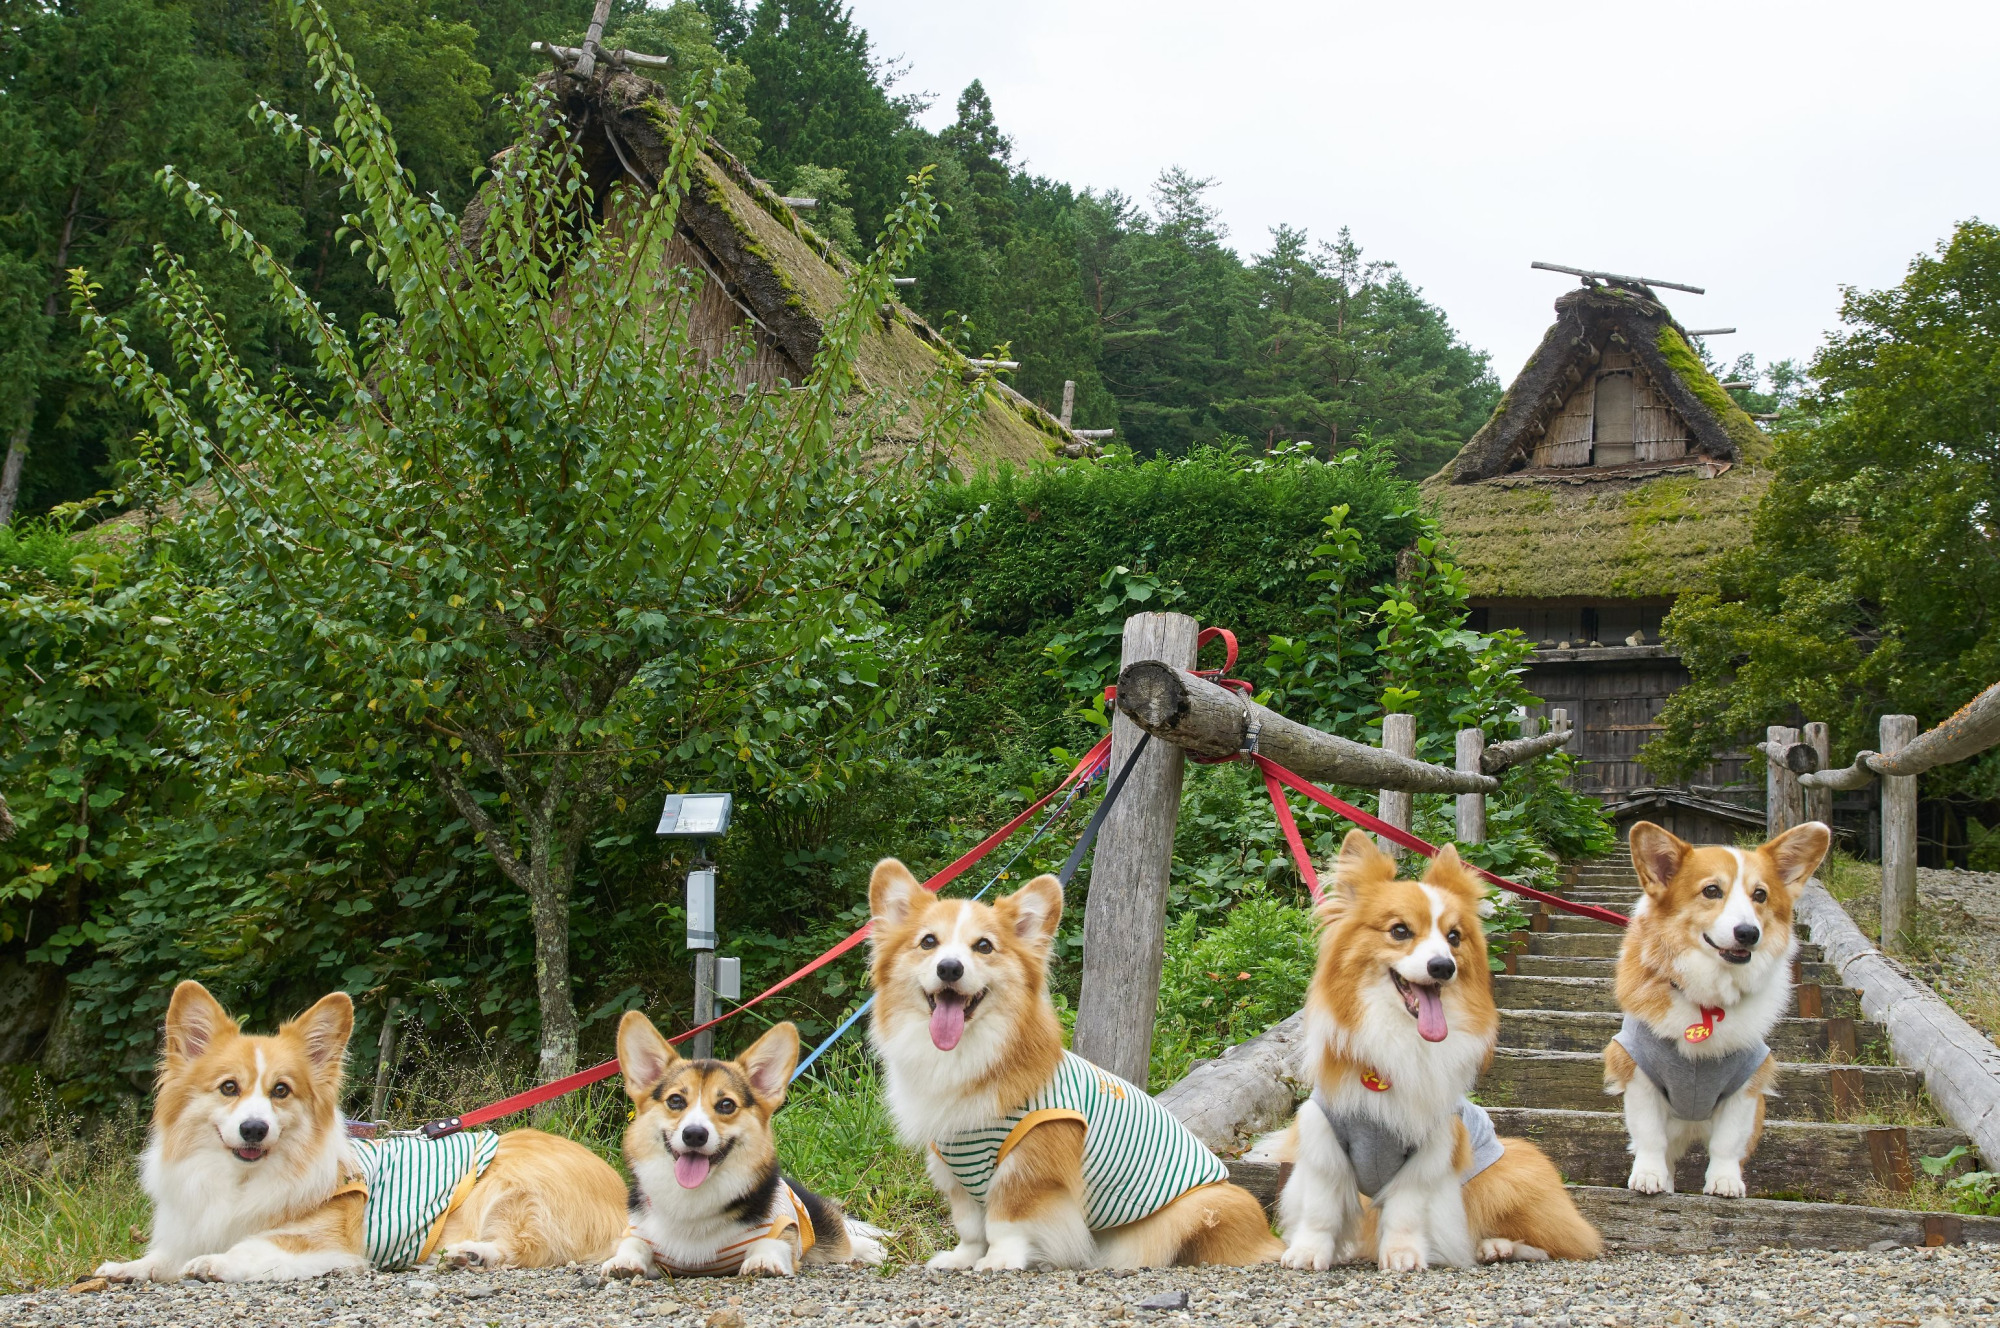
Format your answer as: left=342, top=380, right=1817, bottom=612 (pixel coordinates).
left=1114, top=660, right=1498, bottom=795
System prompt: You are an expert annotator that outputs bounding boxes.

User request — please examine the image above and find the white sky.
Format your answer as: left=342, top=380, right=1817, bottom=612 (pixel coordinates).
left=848, top=0, right=2000, bottom=384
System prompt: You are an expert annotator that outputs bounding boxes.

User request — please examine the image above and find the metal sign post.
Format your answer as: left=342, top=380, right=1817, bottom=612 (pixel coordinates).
left=658, top=794, right=735, bottom=1059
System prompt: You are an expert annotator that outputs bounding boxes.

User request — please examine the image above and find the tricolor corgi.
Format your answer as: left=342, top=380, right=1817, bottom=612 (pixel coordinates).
left=602, top=1013, right=885, bottom=1278
left=866, top=858, right=1281, bottom=1271
left=97, top=981, right=626, bottom=1283
left=1605, top=820, right=1831, bottom=1198
left=1275, top=832, right=1601, bottom=1271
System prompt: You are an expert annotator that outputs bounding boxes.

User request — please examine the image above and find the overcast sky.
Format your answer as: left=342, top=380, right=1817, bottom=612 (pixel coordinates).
left=846, top=0, right=2000, bottom=385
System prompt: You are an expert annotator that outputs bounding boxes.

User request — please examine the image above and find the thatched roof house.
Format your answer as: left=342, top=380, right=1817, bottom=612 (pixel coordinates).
left=484, top=66, right=1066, bottom=468
left=1423, top=281, right=1771, bottom=812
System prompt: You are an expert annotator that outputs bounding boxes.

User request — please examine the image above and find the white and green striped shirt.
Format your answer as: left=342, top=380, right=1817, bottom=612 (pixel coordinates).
left=345, top=1131, right=501, bottom=1269
left=932, top=1052, right=1229, bottom=1230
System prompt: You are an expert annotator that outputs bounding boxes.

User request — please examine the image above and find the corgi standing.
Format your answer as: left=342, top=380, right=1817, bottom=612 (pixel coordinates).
left=866, top=858, right=1281, bottom=1271
left=602, top=1013, right=884, bottom=1278
left=1605, top=820, right=1831, bottom=1198
left=1276, top=832, right=1601, bottom=1271
left=97, top=981, right=626, bottom=1283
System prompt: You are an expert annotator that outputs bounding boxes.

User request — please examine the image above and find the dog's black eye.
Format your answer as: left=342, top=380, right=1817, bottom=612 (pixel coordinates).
left=271, top=1082, right=291, bottom=1100
left=972, top=938, right=994, bottom=954
left=1752, top=888, right=1768, bottom=903
left=1702, top=884, right=1725, bottom=899
left=715, top=1098, right=737, bottom=1115
left=919, top=934, right=939, bottom=950
left=1446, top=930, right=1461, bottom=947
left=1390, top=923, right=1413, bottom=941
left=666, top=1093, right=686, bottom=1111
left=219, top=1080, right=239, bottom=1097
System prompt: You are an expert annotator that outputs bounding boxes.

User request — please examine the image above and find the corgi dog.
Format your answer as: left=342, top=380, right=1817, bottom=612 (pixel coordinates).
left=866, top=858, right=1281, bottom=1272
left=602, top=1013, right=884, bottom=1278
left=1275, top=832, right=1601, bottom=1272
left=97, top=980, right=627, bottom=1283
left=1605, top=820, right=1831, bottom=1198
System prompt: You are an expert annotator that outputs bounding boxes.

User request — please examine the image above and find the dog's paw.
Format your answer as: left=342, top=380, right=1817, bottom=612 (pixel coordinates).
left=1478, top=1238, right=1549, bottom=1263
left=925, top=1245, right=983, bottom=1271
left=440, top=1241, right=507, bottom=1270
left=1703, top=1166, right=1747, bottom=1199
left=971, top=1250, right=1028, bottom=1272
left=179, top=1254, right=252, bottom=1283
left=97, top=1255, right=169, bottom=1283
left=1626, top=1161, right=1673, bottom=1194
left=737, top=1249, right=793, bottom=1278
left=601, top=1253, right=651, bottom=1280
left=1280, top=1236, right=1336, bottom=1271
left=1379, top=1242, right=1427, bottom=1273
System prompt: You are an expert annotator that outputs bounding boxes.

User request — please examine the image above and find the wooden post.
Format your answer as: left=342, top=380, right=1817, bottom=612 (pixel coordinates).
left=369, top=997, right=402, bottom=1122
left=1060, top=380, right=1076, bottom=430
left=1766, top=725, right=1802, bottom=837
left=1075, top=612, right=1198, bottom=1086
left=572, top=0, right=614, bottom=76
left=1379, top=714, right=1415, bottom=857
left=1803, top=721, right=1833, bottom=827
left=1880, top=713, right=1919, bottom=954
left=1455, top=728, right=1486, bottom=845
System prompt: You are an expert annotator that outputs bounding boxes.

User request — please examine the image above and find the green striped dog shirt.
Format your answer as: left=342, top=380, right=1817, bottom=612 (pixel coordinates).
left=345, top=1131, right=501, bottom=1269
left=932, top=1051, right=1229, bottom=1230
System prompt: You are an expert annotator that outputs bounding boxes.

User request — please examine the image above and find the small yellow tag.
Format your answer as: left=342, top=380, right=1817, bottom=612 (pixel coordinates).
left=1684, top=1023, right=1712, bottom=1043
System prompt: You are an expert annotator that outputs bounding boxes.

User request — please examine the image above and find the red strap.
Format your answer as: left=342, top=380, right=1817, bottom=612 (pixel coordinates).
left=449, top=734, right=1116, bottom=1131
left=1260, top=759, right=1323, bottom=906
left=1254, top=755, right=1629, bottom=927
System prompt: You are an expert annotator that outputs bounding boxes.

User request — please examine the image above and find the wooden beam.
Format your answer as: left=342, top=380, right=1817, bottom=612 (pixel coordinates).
left=533, top=41, right=674, bottom=71
left=1802, top=721, right=1832, bottom=826
left=1113, top=662, right=1498, bottom=795
left=1075, top=615, right=1198, bottom=1086
left=1059, top=379, right=1075, bottom=430
left=1155, top=1012, right=1305, bottom=1153
left=1531, top=260, right=1706, bottom=295
left=1880, top=713, right=1919, bottom=954
left=1480, top=724, right=1573, bottom=773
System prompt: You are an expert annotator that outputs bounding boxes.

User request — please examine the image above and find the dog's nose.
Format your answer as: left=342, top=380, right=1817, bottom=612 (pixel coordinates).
left=238, top=1119, right=269, bottom=1145
left=936, top=957, right=965, bottom=984
left=1427, top=956, right=1456, bottom=982
left=1733, top=923, right=1761, bottom=948
left=680, top=1123, right=709, bottom=1149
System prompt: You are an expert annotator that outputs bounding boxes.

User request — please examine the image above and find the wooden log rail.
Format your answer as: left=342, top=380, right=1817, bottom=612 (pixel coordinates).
left=1480, top=720, right=1574, bottom=773
left=1114, top=661, right=1498, bottom=794
left=1782, top=678, right=2000, bottom=789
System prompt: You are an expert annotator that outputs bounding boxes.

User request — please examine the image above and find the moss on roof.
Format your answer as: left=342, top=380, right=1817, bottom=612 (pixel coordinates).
left=1420, top=461, right=1769, bottom=600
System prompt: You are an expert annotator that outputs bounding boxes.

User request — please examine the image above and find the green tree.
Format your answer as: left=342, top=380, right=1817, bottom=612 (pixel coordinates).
left=69, top=0, right=968, bottom=1077
left=1647, top=221, right=2000, bottom=791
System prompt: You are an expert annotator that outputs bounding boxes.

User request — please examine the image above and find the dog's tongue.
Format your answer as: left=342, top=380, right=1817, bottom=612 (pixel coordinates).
left=1415, top=984, right=1448, bottom=1043
left=930, top=994, right=967, bottom=1051
left=674, top=1152, right=712, bottom=1189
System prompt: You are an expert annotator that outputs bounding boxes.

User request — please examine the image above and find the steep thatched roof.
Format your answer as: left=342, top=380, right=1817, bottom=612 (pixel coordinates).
left=1423, top=283, right=1772, bottom=601
left=471, top=67, right=1062, bottom=468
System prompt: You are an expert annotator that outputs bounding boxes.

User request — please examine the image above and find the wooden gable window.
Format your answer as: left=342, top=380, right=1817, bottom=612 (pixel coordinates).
left=1591, top=370, right=1636, bottom=466
left=1529, top=344, right=1693, bottom=470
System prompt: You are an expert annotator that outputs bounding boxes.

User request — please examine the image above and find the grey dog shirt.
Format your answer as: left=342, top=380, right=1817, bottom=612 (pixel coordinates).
left=1612, top=1013, right=1768, bottom=1120
left=1310, top=1091, right=1505, bottom=1198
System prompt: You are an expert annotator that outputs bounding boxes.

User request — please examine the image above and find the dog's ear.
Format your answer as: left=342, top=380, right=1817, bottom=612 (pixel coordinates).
left=737, top=1022, right=799, bottom=1110
left=1421, top=844, right=1483, bottom=903
left=869, top=858, right=924, bottom=934
left=163, top=981, right=237, bottom=1065
left=287, top=992, right=354, bottom=1085
left=1629, top=821, right=1691, bottom=898
left=1762, top=820, right=1832, bottom=892
left=1332, top=829, right=1398, bottom=899
left=998, top=873, right=1063, bottom=948
left=617, top=1009, right=678, bottom=1100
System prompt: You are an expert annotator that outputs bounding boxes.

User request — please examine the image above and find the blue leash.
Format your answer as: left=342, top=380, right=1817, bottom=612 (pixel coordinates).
left=790, top=734, right=1153, bottom=1082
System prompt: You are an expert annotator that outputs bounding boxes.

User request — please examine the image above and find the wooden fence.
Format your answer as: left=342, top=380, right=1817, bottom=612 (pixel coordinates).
left=1074, top=612, right=1573, bottom=1084
left=1760, top=678, right=2000, bottom=954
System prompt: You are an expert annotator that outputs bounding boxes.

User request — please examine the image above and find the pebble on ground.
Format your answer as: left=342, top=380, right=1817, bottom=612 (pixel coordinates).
left=7, top=1250, right=1996, bottom=1328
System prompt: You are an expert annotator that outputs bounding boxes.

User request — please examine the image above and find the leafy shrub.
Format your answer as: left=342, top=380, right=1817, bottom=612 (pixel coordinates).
left=1150, top=888, right=1317, bottom=1090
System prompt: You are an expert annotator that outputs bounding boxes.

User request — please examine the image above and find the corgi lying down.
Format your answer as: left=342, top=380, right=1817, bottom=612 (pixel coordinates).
left=97, top=981, right=625, bottom=1282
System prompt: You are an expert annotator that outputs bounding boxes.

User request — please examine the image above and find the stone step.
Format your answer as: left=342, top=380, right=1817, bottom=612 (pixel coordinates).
left=1475, top=1049, right=1924, bottom=1120
left=1519, top=933, right=1825, bottom=964
left=1483, top=1107, right=1972, bottom=1201
left=1497, top=1008, right=1884, bottom=1062
left=1492, top=974, right=1859, bottom=1019
left=1508, top=955, right=1840, bottom=986
left=1224, top=1162, right=2000, bottom=1251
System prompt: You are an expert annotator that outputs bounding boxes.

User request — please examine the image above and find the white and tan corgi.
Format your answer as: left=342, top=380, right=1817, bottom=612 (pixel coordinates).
left=866, top=858, right=1281, bottom=1271
left=97, top=980, right=627, bottom=1283
left=1275, top=832, right=1600, bottom=1272
left=1605, top=820, right=1831, bottom=1198
left=602, top=1013, right=884, bottom=1279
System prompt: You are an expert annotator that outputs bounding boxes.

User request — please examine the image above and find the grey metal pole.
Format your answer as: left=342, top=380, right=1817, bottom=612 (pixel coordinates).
left=691, top=952, right=716, bottom=1060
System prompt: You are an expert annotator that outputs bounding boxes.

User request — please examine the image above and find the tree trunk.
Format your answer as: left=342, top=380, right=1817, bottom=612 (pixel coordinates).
left=525, top=827, right=580, bottom=1081
left=2, top=183, right=87, bottom=527
left=0, top=422, right=28, bottom=527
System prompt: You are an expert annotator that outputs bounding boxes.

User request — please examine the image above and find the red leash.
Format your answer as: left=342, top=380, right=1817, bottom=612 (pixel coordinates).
left=1254, top=754, right=1629, bottom=927
left=416, top=733, right=1115, bottom=1137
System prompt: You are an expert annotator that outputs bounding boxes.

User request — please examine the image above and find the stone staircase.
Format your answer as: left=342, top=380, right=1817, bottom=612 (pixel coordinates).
left=1228, top=847, right=2000, bottom=1252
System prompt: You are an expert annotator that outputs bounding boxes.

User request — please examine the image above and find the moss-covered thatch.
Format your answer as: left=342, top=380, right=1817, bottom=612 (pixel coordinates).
left=467, top=67, right=1060, bottom=468
left=1423, top=281, right=1773, bottom=600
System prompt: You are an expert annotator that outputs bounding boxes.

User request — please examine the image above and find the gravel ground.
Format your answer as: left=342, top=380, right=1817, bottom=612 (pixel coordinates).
left=10, top=1250, right=1998, bottom=1328
left=1917, top=869, right=2000, bottom=967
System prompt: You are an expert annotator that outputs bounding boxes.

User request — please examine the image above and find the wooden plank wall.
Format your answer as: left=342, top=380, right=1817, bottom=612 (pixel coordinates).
left=1524, top=657, right=1747, bottom=793
left=1524, top=340, right=1690, bottom=469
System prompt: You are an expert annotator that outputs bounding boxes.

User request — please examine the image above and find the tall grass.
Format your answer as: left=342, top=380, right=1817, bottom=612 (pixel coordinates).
left=0, top=1104, right=151, bottom=1291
